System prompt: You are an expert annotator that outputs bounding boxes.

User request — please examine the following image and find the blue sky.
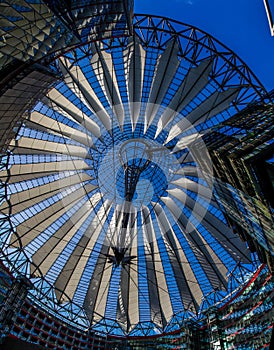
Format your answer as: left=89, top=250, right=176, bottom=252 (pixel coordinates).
left=134, top=0, right=274, bottom=92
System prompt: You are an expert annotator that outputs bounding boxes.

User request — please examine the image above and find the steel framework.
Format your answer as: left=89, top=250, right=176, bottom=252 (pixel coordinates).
left=0, top=13, right=271, bottom=337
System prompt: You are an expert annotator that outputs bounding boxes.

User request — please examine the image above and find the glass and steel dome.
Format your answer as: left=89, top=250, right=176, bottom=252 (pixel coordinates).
left=0, top=15, right=266, bottom=336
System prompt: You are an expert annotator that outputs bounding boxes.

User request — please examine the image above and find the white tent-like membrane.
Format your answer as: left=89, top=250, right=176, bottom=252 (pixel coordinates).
left=0, top=16, right=265, bottom=335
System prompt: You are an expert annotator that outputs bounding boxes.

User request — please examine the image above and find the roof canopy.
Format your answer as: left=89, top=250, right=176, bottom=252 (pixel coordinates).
left=0, top=14, right=267, bottom=336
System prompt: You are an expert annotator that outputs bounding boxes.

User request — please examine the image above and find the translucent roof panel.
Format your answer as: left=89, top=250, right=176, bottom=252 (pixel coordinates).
left=0, top=15, right=266, bottom=336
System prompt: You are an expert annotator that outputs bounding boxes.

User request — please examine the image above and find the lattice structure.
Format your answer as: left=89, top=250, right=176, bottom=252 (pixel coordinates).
left=0, top=262, right=272, bottom=349
left=0, top=1, right=273, bottom=347
left=0, top=13, right=267, bottom=335
left=0, top=1, right=77, bottom=69
left=0, top=0, right=133, bottom=71
left=43, top=0, right=133, bottom=40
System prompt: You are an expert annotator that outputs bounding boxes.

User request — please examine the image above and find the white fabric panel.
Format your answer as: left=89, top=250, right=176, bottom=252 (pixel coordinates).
left=124, top=37, right=146, bottom=129
left=167, top=187, right=214, bottom=226
left=161, top=196, right=228, bottom=286
left=171, top=177, right=213, bottom=203
left=93, top=258, right=113, bottom=319
left=125, top=205, right=138, bottom=248
left=10, top=136, right=91, bottom=159
left=175, top=166, right=201, bottom=177
left=127, top=221, right=139, bottom=330
left=155, top=59, right=212, bottom=138
left=87, top=243, right=113, bottom=323
left=59, top=57, right=111, bottom=131
left=172, top=132, right=205, bottom=151
left=47, top=88, right=101, bottom=137
left=166, top=88, right=239, bottom=144
left=30, top=200, right=96, bottom=275
left=10, top=185, right=99, bottom=248
left=105, top=204, right=124, bottom=247
left=0, top=160, right=90, bottom=184
left=145, top=40, right=180, bottom=131
left=107, top=202, right=136, bottom=248
left=0, top=172, right=93, bottom=214
left=175, top=167, right=216, bottom=205
left=142, top=207, right=173, bottom=324
left=33, top=193, right=101, bottom=275
left=31, top=204, right=93, bottom=277
left=176, top=151, right=194, bottom=164
left=91, top=48, right=124, bottom=128
left=153, top=202, right=203, bottom=306
left=28, top=111, right=94, bottom=148
left=58, top=202, right=112, bottom=301
left=167, top=188, right=250, bottom=263
left=175, top=59, right=213, bottom=112
left=186, top=88, right=240, bottom=125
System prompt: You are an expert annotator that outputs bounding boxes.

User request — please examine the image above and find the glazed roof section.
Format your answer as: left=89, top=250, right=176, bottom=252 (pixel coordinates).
left=0, top=0, right=133, bottom=71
